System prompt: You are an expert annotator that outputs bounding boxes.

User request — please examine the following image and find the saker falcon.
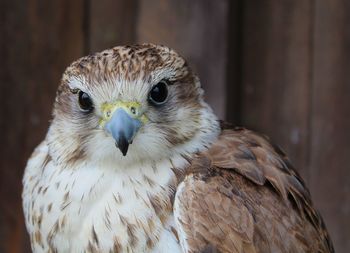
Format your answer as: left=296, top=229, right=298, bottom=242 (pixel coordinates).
left=23, top=44, right=334, bottom=253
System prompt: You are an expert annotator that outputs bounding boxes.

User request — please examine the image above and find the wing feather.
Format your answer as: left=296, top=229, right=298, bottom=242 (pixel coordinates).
left=174, top=174, right=255, bottom=253
left=174, top=126, right=334, bottom=253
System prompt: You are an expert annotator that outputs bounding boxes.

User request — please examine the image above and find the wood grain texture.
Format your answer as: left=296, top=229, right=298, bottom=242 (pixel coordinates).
left=0, top=0, right=349, bottom=252
left=0, top=1, right=84, bottom=252
left=136, top=0, right=229, bottom=119
left=89, top=0, right=139, bottom=52
left=225, top=0, right=243, bottom=125
left=310, top=0, right=350, bottom=251
left=240, top=1, right=313, bottom=182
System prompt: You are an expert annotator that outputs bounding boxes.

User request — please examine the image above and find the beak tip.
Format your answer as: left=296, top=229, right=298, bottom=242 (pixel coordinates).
left=121, top=148, right=128, bottom=156
left=115, top=136, right=129, bottom=156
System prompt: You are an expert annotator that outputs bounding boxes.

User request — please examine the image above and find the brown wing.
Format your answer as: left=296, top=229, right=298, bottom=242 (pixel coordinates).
left=174, top=125, right=334, bottom=253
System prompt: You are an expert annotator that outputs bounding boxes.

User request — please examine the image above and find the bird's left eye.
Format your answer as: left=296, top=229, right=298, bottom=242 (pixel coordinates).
left=148, top=80, right=169, bottom=105
left=78, top=91, right=94, bottom=112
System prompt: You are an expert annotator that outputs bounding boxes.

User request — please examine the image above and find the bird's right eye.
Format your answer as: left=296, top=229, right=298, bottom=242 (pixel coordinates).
left=78, top=91, right=94, bottom=112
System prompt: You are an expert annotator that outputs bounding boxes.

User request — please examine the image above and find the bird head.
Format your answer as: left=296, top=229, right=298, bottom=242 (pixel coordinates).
left=47, top=44, right=220, bottom=167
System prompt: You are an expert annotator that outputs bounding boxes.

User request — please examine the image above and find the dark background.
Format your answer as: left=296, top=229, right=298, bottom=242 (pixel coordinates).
left=1, top=0, right=349, bottom=252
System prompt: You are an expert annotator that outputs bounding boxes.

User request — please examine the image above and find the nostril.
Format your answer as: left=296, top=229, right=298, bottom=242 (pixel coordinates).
left=130, top=107, right=136, bottom=114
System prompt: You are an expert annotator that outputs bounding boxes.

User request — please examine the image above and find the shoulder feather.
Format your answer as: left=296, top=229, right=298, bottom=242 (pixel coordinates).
left=174, top=124, right=334, bottom=253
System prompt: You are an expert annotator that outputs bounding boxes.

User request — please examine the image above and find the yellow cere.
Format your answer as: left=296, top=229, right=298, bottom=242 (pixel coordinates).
left=99, top=101, right=148, bottom=127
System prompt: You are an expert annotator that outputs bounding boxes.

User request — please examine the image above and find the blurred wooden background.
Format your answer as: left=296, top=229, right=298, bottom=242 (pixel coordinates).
left=0, top=0, right=349, bottom=252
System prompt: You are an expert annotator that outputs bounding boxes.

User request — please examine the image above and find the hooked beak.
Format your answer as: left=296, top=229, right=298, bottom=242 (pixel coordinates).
left=101, top=102, right=147, bottom=156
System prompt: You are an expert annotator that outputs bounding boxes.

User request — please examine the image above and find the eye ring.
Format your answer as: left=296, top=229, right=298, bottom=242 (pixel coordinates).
left=78, top=91, right=94, bottom=112
left=148, top=80, right=169, bottom=106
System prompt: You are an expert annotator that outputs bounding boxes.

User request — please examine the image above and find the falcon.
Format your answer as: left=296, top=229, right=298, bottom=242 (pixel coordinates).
left=23, top=44, right=334, bottom=253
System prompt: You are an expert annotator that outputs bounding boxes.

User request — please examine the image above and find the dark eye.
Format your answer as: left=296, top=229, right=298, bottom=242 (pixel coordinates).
left=148, top=80, right=169, bottom=105
left=78, top=91, right=94, bottom=112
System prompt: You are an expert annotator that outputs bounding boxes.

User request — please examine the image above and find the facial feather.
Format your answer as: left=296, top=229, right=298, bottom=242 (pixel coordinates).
left=47, top=44, right=219, bottom=167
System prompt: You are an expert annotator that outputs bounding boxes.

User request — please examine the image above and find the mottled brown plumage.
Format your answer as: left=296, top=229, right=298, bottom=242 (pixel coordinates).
left=174, top=124, right=334, bottom=253
left=23, top=44, right=333, bottom=253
